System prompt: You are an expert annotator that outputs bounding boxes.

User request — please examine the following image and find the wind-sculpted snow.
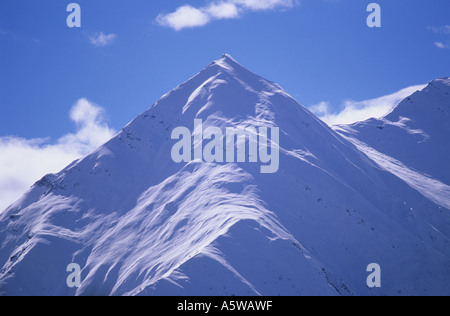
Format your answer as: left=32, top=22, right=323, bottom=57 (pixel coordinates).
left=1, top=56, right=450, bottom=296
left=79, top=163, right=300, bottom=296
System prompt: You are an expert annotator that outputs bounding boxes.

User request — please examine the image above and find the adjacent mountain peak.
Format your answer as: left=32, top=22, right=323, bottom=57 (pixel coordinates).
left=426, top=77, right=450, bottom=92
left=338, top=75, right=450, bottom=186
left=431, top=76, right=450, bottom=85
left=385, top=76, right=450, bottom=121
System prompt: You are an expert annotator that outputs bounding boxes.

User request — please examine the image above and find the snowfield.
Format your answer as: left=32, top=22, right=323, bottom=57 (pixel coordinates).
left=1, top=55, right=449, bottom=296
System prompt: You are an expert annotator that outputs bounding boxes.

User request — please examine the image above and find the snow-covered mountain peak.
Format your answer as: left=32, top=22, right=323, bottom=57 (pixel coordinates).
left=338, top=75, right=450, bottom=186
left=205, top=53, right=244, bottom=74
left=215, top=53, right=240, bottom=66
left=1, top=56, right=450, bottom=296
left=430, top=77, right=450, bottom=87
left=201, top=54, right=277, bottom=90
left=139, top=55, right=316, bottom=128
left=386, top=77, right=450, bottom=117
left=419, top=77, right=450, bottom=98
left=424, top=77, right=450, bottom=101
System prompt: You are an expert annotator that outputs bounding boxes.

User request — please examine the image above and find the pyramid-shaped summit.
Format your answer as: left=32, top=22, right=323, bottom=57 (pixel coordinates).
left=1, top=56, right=450, bottom=296
left=144, top=53, right=321, bottom=124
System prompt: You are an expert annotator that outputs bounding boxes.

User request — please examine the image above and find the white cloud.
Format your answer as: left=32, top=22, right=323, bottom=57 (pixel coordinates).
left=156, top=0, right=295, bottom=31
left=309, top=84, right=427, bottom=126
left=206, top=2, right=240, bottom=19
left=434, top=42, right=449, bottom=49
left=0, top=99, right=116, bottom=212
left=428, top=26, right=450, bottom=49
left=156, top=5, right=212, bottom=31
left=233, top=0, right=294, bottom=11
left=89, top=32, right=117, bottom=47
left=428, top=25, right=450, bottom=34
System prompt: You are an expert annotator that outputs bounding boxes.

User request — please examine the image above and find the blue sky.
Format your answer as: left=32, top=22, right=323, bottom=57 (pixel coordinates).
left=1, top=0, right=449, bottom=138
left=0, top=0, right=449, bottom=209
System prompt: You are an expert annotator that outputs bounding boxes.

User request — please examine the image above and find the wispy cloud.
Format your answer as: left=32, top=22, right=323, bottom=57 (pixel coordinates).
left=309, top=84, right=427, bottom=126
left=0, top=27, right=39, bottom=43
left=434, top=42, right=449, bottom=49
left=428, top=25, right=450, bottom=49
left=156, top=0, right=296, bottom=31
left=428, top=25, right=450, bottom=34
left=0, top=99, right=116, bottom=212
left=89, top=32, right=117, bottom=47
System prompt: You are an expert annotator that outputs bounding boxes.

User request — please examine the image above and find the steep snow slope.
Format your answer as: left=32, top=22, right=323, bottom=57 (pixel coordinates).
left=1, top=56, right=449, bottom=296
